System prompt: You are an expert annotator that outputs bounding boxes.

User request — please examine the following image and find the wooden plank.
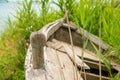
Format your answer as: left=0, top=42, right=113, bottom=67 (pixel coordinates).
left=58, top=23, right=120, bottom=72
left=44, top=46, right=83, bottom=80
left=64, top=44, right=112, bottom=72
left=38, top=18, right=64, bottom=41
left=47, top=39, right=66, bottom=53
left=25, top=45, right=46, bottom=80
left=44, top=47, right=62, bottom=80
left=81, top=72, right=110, bottom=80
left=68, top=23, right=112, bottom=50
left=26, top=69, right=46, bottom=80
left=46, top=39, right=120, bottom=73
left=55, top=22, right=111, bottom=50
left=111, top=62, right=120, bottom=72
left=73, top=45, right=120, bottom=72
left=63, top=43, right=90, bottom=69
left=25, top=45, right=83, bottom=80
left=73, top=45, right=100, bottom=62
left=30, top=32, right=46, bottom=69
left=29, top=18, right=64, bottom=69
left=57, top=50, right=83, bottom=80
left=46, top=39, right=90, bottom=69
left=51, top=39, right=99, bottom=62
left=62, top=23, right=77, bottom=30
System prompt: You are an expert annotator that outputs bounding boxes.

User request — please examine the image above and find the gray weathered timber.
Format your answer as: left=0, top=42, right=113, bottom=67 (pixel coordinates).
left=25, top=45, right=83, bottom=80
left=76, top=28, right=111, bottom=50
left=81, top=72, right=110, bottom=80
left=46, top=39, right=90, bottom=69
left=61, top=22, right=111, bottom=50
left=38, top=18, right=65, bottom=41
left=45, top=47, right=83, bottom=80
left=25, top=45, right=46, bottom=80
left=30, top=33, right=46, bottom=69
left=30, top=18, right=64, bottom=69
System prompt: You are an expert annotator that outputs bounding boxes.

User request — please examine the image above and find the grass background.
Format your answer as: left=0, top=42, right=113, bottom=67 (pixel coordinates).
left=0, top=0, right=120, bottom=79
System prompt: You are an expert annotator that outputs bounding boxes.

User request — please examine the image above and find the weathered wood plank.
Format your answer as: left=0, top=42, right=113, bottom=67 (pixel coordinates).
left=81, top=72, right=110, bottom=80
left=46, top=39, right=90, bottom=70
left=44, top=47, right=62, bottom=80
left=30, top=32, right=46, bottom=69
left=30, top=18, right=64, bottom=69
left=57, top=50, right=83, bottom=80
left=72, top=45, right=100, bottom=62
left=44, top=46, right=83, bottom=80
left=62, top=43, right=90, bottom=69
left=70, top=24, right=112, bottom=50
left=73, top=46, right=120, bottom=72
left=111, top=62, right=120, bottom=72
left=62, top=23, right=77, bottom=30
left=38, top=18, right=64, bottom=41
left=25, top=45, right=83, bottom=80
left=25, top=45, right=46, bottom=80
left=51, top=38, right=99, bottom=62
left=65, top=23, right=120, bottom=72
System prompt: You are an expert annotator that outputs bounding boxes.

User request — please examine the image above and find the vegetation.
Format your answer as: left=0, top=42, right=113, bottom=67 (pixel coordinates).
left=0, top=0, right=120, bottom=79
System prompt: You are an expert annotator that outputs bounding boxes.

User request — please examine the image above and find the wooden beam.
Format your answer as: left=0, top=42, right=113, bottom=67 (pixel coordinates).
left=81, top=72, right=110, bottom=80
left=30, top=32, right=46, bottom=69
left=62, top=23, right=77, bottom=30
left=38, top=18, right=64, bottom=41
left=30, top=19, right=64, bottom=69
left=76, top=27, right=112, bottom=50
left=58, top=22, right=112, bottom=51
left=25, top=45, right=46, bottom=80
left=61, top=22, right=111, bottom=50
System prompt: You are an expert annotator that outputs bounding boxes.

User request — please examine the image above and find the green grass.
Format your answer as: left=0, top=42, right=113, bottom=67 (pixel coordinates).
left=0, top=0, right=61, bottom=79
left=0, top=0, right=120, bottom=79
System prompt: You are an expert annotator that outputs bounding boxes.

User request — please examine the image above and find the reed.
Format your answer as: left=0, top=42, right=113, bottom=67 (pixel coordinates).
left=54, top=0, right=120, bottom=79
left=0, top=0, right=120, bottom=79
left=0, top=0, right=59, bottom=79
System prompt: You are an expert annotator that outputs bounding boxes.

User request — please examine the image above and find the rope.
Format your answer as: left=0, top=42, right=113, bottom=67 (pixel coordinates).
left=64, top=11, right=78, bottom=80
left=99, top=5, right=102, bottom=80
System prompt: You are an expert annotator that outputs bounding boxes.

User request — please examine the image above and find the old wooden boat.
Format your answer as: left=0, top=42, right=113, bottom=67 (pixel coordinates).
left=25, top=18, right=120, bottom=80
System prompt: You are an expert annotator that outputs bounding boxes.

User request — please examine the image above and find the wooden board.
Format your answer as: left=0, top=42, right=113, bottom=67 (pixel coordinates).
left=46, top=39, right=120, bottom=72
left=81, top=72, right=110, bottom=80
left=29, top=18, right=64, bottom=69
left=75, top=27, right=112, bottom=50
left=45, top=47, right=83, bottom=80
left=25, top=45, right=83, bottom=80
left=38, top=18, right=64, bottom=41
left=52, top=22, right=111, bottom=52
left=25, top=45, right=46, bottom=80
left=62, top=43, right=90, bottom=69
left=46, top=39, right=90, bottom=69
